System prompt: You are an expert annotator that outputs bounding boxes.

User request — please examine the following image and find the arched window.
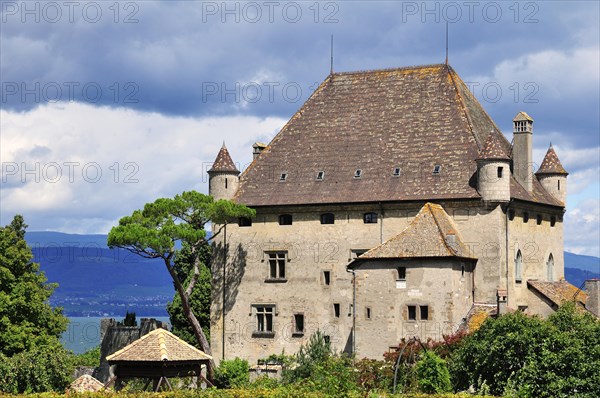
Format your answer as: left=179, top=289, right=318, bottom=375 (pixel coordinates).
left=547, top=254, right=554, bottom=282
left=515, top=250, right=523, bottom=283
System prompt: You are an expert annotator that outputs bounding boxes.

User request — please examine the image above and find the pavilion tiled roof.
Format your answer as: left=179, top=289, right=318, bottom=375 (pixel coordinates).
left=208, top=143, right=239, bottom=174
left=353, top=202, right=476, bottom=262
left=106, top=328, right=212, bottom=362
left=68, top=375, right=105, bottom=392
left=527, top=279, right=588, bottom=310
left=232, top=64, right=562, bottom=208
left=536, top=145, right=568, bottom=175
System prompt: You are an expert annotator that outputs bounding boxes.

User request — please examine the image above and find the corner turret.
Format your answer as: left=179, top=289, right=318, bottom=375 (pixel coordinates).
left=535, top=144, right=568, bottom=205
left=208, top=143, right=240, bottom=201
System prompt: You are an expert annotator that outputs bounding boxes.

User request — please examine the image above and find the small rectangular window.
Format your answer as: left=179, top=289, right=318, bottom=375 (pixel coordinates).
left=316, top=171, right=325, bottom=181
left=293, top=314, right=304, bottom=334
left=393, top=167, right=401, bottom=177
left=536, top=214, right=543, bottom=225
left=420, top=306, right=429, bottom=321
left=433, top=165, right=441, bottom=175
left=238, top=217, right=252, bottom=227
left=396, top=267, right=406, bottom=280
left=323, top=271, right=331, bottom=286
left=279, top=173, right=287, bottom=182
left=279, top=214, right=293, bottom=225
left=363, top=212, right=378, bottom=224
left=323, top=335, right=331, bottom=344
left=320, top=213, right=335, bottom=224
left=497, top=166, right=503, bottom=178
left=334, top=303, right=340, bottom=318
left=267, top=252, right=286, bottom=280
left=366, top=307, right=372, bottom=319
left=354, top=169, right=362, bottom=178
left=408, top=305, right=417, bottom=320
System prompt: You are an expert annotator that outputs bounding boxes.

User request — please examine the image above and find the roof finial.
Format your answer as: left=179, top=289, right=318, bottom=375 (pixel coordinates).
left=330, top=34, right=334, bottom=75
left=222, top=140, right=226, bottom=148
left=549, top=141, right=553, bottom=148
left=445, top=21, right=449, bottom=65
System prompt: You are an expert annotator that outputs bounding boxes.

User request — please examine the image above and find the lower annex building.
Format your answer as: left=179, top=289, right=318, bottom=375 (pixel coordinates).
left=206, top=63, right=590, bottom=364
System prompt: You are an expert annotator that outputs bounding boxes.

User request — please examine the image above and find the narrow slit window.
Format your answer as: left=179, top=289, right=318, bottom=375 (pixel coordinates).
left=279, top=173, right=287, bottom=182
left=557, top=180, right=560, bottom=190
left=316, top=171, right=325, bottom=181
left=497, top=166, right=503, bottom=178
left=333, top=303, right=340, bottom=318
left=354, top=169, right=362, bottom=178
left=366, top=307, right=372, bottom=319
left=323, top=271, right=331, bottom=286
left=225, top=178, right=228, bottom=188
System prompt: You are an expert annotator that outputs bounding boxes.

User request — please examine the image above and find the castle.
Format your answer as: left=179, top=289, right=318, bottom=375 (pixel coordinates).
left=207, top=64, right=581, bottom=363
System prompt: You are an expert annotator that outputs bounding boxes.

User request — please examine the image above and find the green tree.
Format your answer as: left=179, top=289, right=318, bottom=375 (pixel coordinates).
left=0, top=215, right=68, bottom=357
left=107, top=191, right=255, bottom=379
left=167, top=240, right=212, bottom=347
left=414, top=350, right=452, bottom=393
left=214, top=357, right=250, bottom=389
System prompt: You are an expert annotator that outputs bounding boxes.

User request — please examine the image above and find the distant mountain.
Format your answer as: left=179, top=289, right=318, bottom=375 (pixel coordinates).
left=26, top=231, right=109, bottom=248
left=564, top=252, right=600, bottom=274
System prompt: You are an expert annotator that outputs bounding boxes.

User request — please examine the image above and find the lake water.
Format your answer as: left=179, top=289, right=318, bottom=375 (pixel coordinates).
left=62, top=316, right=171, bottom=354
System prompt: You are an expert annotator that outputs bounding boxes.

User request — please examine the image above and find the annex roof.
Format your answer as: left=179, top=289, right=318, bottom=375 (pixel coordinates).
left=527, top=279, right=588, bottom=310
left=352, top=202, right=476, bottom=263
left=208, top=143, right=239, bottom=174
left=232, top=64, right=561, bottom=208
left=68, top=375, right=105, bottom=393
left=536, top=145, right=568, bottom=175
left=106, top=328, right=212, bottom=362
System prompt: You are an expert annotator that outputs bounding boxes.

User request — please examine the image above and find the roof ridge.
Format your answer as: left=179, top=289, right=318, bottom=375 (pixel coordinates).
left=427, top=203, right=456, bottom=257
left=331, top=63, right=447, bottom=76
left=105, top=327, right=160, bottom=361
left=447, top=66, right=481, bottom=151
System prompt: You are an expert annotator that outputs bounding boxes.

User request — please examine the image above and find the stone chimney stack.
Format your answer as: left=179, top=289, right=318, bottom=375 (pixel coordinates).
left=512, top=112, right=534, bottom=192
left=585, top=279, right=600, bottom=317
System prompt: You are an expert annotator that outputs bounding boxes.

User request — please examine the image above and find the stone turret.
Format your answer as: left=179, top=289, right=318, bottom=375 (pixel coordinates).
left=477, top=132, right=511, bottom=202
left=512, top=112, right=534, bottom=192
left=535, top=144, right=568, bottom=205
left=208, top=143, right=240, bottom=201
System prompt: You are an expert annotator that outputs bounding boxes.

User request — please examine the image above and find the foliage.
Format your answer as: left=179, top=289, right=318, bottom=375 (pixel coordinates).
left=108, top=191, right=255, bottom=377
left=0, top=342, right=72, bottom=393
left=167, top=240, right=212, bottom=346
left=71, top=346, right=101, bottom=368
left=414, top=351, right=452, bottom=394
left=450, top=303, right=600, bottom=397
left=0, top=215, right=69, bottom=357
left=214, top=358, right=250, bottom=389
left=355, top=358, right=394, bottom=393
left=282, top=330, right=332, bottom=383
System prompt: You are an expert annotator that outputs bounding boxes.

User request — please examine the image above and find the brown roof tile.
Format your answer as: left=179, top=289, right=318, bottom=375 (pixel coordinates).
left=233, top=64, right=561, bottom=208
left=536, top=145, right=568, bottom=175
left=478, top=132, right=510, bottom=160
left=208, top=143, right=239, bottom=174
left=355, top=202, right=476, bottom=261
left=527, top=279, right=588, bottom=310
left=68, top=375, right=105, bottom=392
left=106, top=328, right=212, bottom=362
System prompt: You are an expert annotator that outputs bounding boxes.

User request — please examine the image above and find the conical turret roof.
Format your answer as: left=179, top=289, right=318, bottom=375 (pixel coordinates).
left=208, top=143, right=239, bottom=174
left=536, top=145, right=568, bottom=175
left=477, top=132, right=510, bottom=161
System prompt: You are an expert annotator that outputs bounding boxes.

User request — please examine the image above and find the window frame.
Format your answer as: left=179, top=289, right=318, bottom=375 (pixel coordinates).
left=278, top=214, right=293, bottom=225
left=363, top=212, right=378, bottom=224
left=265, top=251, right=287, bottom=282
left=252, top=305, right=275, bottom=337
left=293, top=313, right=305, bottom=337
left=316, top=171, right=325, bottom=181
left=320, top=213, right=335, bottom=224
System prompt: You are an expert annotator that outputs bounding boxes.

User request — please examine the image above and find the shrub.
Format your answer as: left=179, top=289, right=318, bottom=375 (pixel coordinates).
left=414, top=351, right=452, bottom=393
left=283, top=330, right=331, bottom=384
left=214, top=357, right=250, bottom=389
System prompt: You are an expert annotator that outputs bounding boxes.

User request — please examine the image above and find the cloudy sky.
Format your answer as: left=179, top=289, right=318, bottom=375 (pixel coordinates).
left=1, top=1, right=599, bottom=256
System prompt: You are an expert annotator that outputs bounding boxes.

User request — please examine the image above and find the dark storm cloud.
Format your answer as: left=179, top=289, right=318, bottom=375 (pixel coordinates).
left=1, top=1, right=598, bottom=147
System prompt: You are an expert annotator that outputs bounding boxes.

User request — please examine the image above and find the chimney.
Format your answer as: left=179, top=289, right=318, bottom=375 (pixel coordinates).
left=512, top=112, right=534, bottom=192
left=497, top=289, right=507, bottom=315
left=585, top=279, right=600, bottom=317
left=252, top=142, right=267, bottom=160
